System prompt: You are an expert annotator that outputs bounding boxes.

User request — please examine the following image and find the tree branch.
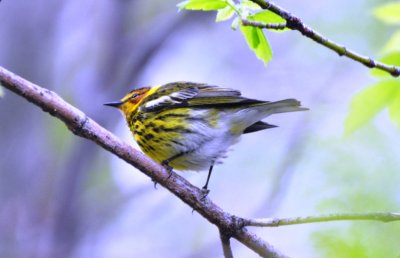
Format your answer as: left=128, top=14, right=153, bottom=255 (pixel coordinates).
left=244, top=212, right=400, bottom=227
left=0, top=66, right=287, bottom=258
left=249, top=0, right=400, bottom=77
left=220, top=231, right=234, bottom=258
left=235, top=228, right=289, bottom=258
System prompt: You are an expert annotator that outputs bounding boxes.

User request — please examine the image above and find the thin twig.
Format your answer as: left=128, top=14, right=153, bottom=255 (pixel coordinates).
left=241, top=19, right=287, bottom=30
left=220, top=232, right=234, bottom=258
left=249, top=0, right=400, bottom=77
left=0, top=66, right=287, bottom=258
left=242, top=19, right=288, bottom=30
left=235, top=228, right=289, bottom=258
left=244, top=212, right=400, bottom=227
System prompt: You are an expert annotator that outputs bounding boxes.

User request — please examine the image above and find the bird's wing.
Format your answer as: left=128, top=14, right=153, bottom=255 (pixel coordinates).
left=140, top=82, right=199, bottom=112
left=188, top=83, right=266, bottom=108
left=141, top=82, right=265, bottom=112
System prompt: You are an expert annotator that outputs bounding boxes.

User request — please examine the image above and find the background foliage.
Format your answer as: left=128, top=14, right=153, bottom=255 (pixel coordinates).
left=0, top=0, right=399, bottom=257
left=346, top=1, right=400, bottom=133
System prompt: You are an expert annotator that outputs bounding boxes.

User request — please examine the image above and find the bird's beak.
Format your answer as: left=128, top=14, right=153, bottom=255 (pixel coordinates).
left=104, top=101, right=122, bottom=108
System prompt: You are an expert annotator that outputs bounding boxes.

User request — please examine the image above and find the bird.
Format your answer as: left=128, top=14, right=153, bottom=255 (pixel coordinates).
left=105, top=82, right=307, bottom=194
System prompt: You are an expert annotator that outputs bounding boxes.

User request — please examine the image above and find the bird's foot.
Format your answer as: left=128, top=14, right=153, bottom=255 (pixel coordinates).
left=161, top=160, right=173, bottom=179
left=200, top=187, right=210, bottom=201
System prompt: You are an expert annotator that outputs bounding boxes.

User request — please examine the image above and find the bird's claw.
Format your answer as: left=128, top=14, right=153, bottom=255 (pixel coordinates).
left=152, top=179, right=158, bottom=189
left=200, top=187, right=210, bottom=201
left=161, top=160, right=173, bottom=179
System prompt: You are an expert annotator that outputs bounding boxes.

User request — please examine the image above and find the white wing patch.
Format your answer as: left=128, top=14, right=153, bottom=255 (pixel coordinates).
left=142, top=88, right=199, bottom=112
left=170, top=88, right=198, bottom=100
left=144, top=95, right=178, bottom=110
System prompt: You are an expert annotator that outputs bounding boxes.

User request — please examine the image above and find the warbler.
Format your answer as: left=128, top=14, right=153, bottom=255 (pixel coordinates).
left=105, top=82, right=307, bottom=192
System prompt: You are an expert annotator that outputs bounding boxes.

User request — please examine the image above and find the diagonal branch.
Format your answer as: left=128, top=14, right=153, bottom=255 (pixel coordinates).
left=0, top=66, right=287, bottom=258
left=249, top=0, right=400, bottom=77
left=244, top=212, right=400, bottom=227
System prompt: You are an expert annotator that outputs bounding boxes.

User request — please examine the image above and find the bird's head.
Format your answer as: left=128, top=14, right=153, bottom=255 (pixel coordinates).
left=104, top=87, right=151, bottom=117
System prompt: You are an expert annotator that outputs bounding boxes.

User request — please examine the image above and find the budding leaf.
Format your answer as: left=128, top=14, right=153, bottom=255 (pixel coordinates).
left=240, top=0, right=261, bottom=10
left=240, top=25, right=259, bottom=48
left=178, top=0, right=228, bottom=11
left=240, top=24, right=272, bottom=65
left=216, top=5, right=235, bottom=22
left=252, top=10, right=286, bottom=24
left=250, top=10, right=289, bottom=32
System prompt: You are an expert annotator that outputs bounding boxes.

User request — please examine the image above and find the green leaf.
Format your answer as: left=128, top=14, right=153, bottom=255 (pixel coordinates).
left=388, top=88, right=400, bottom=128
left=381, top=30, right=400, bottom=54
left=373, top=2, right=400, bottom=25
left=177, top=0, right=228, bottom=11
left=345, top=79, right=399, bottom=135
left=251, top=10, right=286, bottom=24
left=240, top=25, right=272, bottom=65
left=240, top=25, right=259, bottom=48
left=254, top=27, right=272, bottom=63
left=240, top=0, right=261, bottom=10
left=249, top=10, right=289, bottom=32
left=381, top=51, right=400, bottom=66
left=216, top=5, right=235, bottom=22
left=371, top=51, right=400, bottom=77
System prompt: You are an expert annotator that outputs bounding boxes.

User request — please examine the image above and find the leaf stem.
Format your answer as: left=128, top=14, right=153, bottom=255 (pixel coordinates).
left=225, top=0, right=241, bottom=16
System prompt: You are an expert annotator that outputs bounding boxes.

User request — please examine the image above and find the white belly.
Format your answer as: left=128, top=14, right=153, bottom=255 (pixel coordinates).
left=168, top=109, right=244, bottom=171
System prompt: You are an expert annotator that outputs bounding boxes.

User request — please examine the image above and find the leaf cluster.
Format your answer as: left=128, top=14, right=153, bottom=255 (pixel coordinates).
left=178, top=0, right=286, bottom=65
left=345, top=2, right=400, bottom=134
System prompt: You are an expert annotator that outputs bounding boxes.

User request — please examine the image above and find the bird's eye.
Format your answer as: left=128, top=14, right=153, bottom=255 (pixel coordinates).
left=131, top=93, right=139, bottom=99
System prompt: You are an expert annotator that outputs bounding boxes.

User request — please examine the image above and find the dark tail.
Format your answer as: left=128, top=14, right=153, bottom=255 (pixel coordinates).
left=261, top=99, right=308, bottom=114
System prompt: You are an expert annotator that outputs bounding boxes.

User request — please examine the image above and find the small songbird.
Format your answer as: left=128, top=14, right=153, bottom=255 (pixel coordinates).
left=105, top=82, right=307, bottom=193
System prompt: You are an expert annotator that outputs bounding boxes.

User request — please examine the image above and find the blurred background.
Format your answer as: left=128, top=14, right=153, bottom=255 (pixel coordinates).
left=1, top=0, right=400, bottom=257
